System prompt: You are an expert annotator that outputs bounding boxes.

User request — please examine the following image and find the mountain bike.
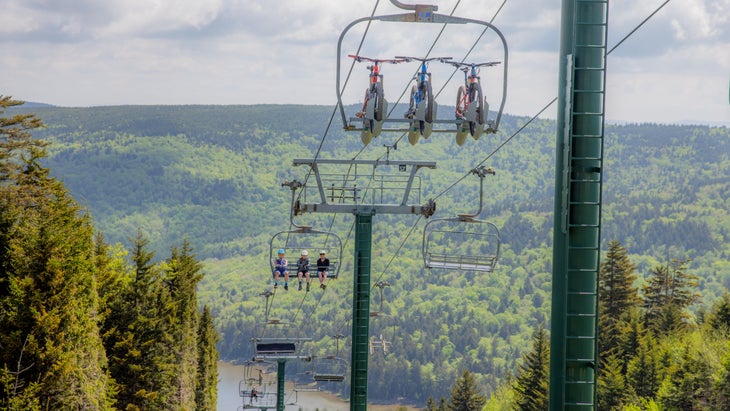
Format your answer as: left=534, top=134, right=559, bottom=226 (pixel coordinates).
left=442, top=60, right=500, bottom=145
left=396, top=56, right=451, bottom=145
left=349, top=54, right=405, bottom=145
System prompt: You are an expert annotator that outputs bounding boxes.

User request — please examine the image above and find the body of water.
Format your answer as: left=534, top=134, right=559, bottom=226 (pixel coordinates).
left=217, top=361, right=418, bottom=411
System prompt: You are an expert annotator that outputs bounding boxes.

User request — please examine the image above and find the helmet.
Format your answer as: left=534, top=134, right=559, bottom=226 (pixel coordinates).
left=319, top=250, right=327, bottom=255
left=277, top=248, right=285, bottom=254
left=301, top=250, right=309, bottom=256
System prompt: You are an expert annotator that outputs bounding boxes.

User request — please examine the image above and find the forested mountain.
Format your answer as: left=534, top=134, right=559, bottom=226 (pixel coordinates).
left=8, top=103, right=730, bottom=406
left=0, top=98, right=219, bottom=410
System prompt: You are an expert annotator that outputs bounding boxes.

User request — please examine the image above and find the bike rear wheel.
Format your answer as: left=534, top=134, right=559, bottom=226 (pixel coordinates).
left=469, top=83, right=484, bottom=125
left=469, top=83, right=484, bottom=136
left=374, top=82, right=384, bottom=122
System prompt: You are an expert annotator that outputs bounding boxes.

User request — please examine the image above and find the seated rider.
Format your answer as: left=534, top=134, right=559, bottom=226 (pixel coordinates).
left=317, top=250, right=330, bottom=289
left=273, top=249, right=289, bottom=291
left=297, top=250, right=311, bottom=292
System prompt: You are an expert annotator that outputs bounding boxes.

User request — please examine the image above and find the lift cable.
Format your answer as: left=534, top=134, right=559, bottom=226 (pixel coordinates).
left=371, top=0, right=675, bottom=286
left=432, top=0, right=674, bottom=201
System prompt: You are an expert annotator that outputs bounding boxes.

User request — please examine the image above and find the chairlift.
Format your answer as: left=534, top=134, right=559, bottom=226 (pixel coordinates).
left=269, top=180, right=344, bottom=281
left=269, top=227, right=343, bottom=280
left=369, top=281, right=396, bottom=356
left=239, top=360, right=277, bottom=409
left=251, top=311, right=310, bottom=359
left=422, top=166, right=500, bottom=272
left=312, top=355, right=348, bottom=382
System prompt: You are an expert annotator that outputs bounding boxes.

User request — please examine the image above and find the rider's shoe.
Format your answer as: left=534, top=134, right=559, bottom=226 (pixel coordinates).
left=306, top=283, right=310, bottom=292
left=284, top=284, right=288, bottom=291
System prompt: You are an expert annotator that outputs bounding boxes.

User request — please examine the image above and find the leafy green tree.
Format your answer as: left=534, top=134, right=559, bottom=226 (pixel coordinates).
left=657, top=343, right=712, bottom=410
left=712, top=340, right=730, bottom=409
left=642, top=259, right=701, bottom=334
left=512, top=326, right=549, bottom=411
left=447, top=369, right=486, bottom=411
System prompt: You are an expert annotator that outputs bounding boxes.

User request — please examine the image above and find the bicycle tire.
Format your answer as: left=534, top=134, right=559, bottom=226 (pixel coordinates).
left=424, top=81, right=434, bottom=124
left=456, top=86, right=468, bottom=119
left=374, top=82, right=384, bottom=122
left=469, top=83, right=484, bottom=125
left=407, top=85, right=417, bottom=119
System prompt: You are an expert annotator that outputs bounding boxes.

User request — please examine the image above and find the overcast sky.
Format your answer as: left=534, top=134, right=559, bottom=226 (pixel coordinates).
left=2, top=0, right=729, bottom=125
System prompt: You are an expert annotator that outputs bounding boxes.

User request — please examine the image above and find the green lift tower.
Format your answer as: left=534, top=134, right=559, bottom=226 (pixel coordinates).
left=550, top=0, right=609, bottom=409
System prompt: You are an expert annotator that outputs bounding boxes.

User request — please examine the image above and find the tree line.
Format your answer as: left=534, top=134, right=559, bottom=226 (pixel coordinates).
left=485, top=240, right=730, bottom=410
left=0, top=96, right=219, bottom=410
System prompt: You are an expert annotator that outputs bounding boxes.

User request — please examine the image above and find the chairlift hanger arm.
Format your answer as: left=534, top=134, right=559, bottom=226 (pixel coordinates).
left=336, top=12, right=508, bottom=133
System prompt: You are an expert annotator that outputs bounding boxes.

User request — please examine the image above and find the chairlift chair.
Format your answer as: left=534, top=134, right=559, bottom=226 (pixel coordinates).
left=269, top=226, right=343, bottom=280
left=312, top=355, right=348, bottom=382
left=369, top=281, right=396, bottom=355
left=422, top=166, right=500, bottom=272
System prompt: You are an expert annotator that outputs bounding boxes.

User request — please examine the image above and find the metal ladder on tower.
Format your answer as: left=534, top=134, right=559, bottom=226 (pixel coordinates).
left=561, top=0, right=608, bottom=408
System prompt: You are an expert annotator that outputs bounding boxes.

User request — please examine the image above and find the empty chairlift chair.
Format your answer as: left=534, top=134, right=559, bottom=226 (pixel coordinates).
left=422, top=166, right=500, bottom=272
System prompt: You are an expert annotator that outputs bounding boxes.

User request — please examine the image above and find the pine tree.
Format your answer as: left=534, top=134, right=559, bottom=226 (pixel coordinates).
left=625, top=335, right=659, bottom=400
left=596, top=354, right=629, bottom=411
left=447, top=369, right=486, bottom=411
left=512, top=326, right=549, bottom=411
left=0, top=96, right=114, bottom=409
left=598, top=240, right=640, bottom=359
left=643, top=259, right=701, bottom=334
left=196, top=305, right=219, bottom=410
left=165, top=239, right=204, bottom=409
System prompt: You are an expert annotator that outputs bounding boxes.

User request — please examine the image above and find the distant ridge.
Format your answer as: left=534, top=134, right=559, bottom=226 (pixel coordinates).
left=22, top=101, right=56, bottom=108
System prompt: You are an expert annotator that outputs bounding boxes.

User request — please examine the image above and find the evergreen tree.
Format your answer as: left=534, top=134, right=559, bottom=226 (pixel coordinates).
left=165, top=239, right=204, bottom=409
left=642, top=259, right=701, bottom=334
left=512, top=326, right=549, bottom=411
left=196, top=305, right=219, bottom=411
left=625, top=332, right=659, bottom=400
left=596, top=354, right=629, bottom=411
left=598, top=240, right=640, bottom=359
left=0, top=96, right=114, bottom=409
left=447, top=369, right=486, bottom=411
left=707, top=292, right=730, bottom=333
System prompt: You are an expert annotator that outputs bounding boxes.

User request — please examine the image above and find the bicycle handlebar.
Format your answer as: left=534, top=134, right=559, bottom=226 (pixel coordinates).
left=441, top=60, right=501, bottom=68
left=395, top=56, right=452, bottom=63
left=348, top=54, right=405, bottom=64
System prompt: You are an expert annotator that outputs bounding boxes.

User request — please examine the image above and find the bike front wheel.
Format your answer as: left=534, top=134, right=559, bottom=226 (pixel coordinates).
left=423, top=81, right=434, bottom=124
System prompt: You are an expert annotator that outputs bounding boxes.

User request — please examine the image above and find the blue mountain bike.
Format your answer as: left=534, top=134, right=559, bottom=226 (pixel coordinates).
left=396, top=56, right=451, bottom=144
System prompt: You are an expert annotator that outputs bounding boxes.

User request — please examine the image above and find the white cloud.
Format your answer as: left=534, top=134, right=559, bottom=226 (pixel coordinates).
left=1, top=0, right=728, bottom=125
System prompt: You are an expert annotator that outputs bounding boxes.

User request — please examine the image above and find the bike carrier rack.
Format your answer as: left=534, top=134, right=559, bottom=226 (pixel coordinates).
left=336, top=4, right=508, bottom=139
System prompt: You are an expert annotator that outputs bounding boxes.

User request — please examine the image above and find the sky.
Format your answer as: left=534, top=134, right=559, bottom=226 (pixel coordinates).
left=1, top=0, right=729, bottom=126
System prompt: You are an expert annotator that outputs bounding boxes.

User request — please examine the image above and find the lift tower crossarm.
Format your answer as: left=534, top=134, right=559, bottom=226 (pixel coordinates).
left=292, top=158, right=436, bottom=217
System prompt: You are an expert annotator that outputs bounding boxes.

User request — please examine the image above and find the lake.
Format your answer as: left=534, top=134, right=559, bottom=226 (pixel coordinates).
left=217, top=361, right=419, bottom=411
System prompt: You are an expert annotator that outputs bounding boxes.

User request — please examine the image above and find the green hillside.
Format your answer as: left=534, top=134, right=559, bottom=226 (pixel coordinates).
left=13, top=104, right=730, bottom=404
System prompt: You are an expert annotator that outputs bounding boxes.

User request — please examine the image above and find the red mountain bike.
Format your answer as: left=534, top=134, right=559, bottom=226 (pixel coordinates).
left=442, top=60, right=500, bottom=145
left=349, top=54, right=405, bottom=145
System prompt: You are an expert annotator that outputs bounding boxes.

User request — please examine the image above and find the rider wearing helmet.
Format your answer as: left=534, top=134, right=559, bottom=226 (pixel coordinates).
left=297, top=250, right=311, bottom=291
left=273, top=248, right=289, bottom=290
